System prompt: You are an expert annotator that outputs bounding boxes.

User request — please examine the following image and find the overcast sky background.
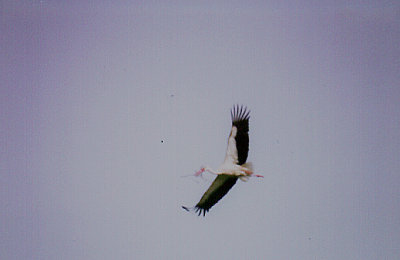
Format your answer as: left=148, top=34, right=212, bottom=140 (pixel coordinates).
left=1, top=1, right=400, bottom=259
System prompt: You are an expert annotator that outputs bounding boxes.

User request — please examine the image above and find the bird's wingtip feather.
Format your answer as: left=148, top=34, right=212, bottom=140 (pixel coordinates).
left=182, top=205, right=208, bottom=217
left=231, top=104, right=250, bottom=122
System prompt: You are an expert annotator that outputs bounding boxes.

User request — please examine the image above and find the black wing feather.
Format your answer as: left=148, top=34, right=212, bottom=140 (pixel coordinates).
left=231, top=105, right=250, bottom=165
left=194, top=174, right=239, bottom=216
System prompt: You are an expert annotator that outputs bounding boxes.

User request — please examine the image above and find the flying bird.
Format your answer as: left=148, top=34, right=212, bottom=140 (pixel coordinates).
left=182, top=105, right=263, bottom=216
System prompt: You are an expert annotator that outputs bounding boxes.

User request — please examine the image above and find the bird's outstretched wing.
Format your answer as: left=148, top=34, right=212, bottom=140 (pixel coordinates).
left=225, top=105, right=250, bottom=165
left=192, top=174, right=239, bottom=216
left=183, top=105, right=251, bottom=217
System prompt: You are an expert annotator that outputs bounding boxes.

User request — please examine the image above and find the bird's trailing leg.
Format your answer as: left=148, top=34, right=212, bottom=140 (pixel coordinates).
left=243, top=168, right=253, bottom=175
left=239, top=166, right=253, bottom=175
left=239, top=172, right=264, bottom=181
left=238, top=165, right=263, bottom=178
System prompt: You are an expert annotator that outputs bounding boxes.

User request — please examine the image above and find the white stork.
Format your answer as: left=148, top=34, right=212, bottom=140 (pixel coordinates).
left=182, top=105, right=263, bottom=216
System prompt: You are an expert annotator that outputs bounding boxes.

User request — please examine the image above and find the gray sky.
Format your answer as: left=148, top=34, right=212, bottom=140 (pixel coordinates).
left=2, top=1, right=400, bottom=259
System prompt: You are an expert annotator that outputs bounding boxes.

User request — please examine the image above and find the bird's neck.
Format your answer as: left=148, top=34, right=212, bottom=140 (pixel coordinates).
left=204, top=167, right=218, bottom=175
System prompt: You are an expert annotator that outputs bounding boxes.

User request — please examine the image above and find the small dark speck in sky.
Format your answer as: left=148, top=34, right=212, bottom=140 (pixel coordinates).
left=161, top=140, right=164, bottom=143
left=170, top=94, right=174, bottom=97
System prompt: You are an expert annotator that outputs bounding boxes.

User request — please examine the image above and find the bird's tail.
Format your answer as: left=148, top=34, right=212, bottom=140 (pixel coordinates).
left=242, top=162, right=253, bottom=171
left=240, top=175, right=249, bottom=182
left=239, top=162, right=254, bottom=182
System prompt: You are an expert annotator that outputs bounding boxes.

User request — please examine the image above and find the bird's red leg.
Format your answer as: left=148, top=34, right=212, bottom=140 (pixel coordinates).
left=240, top=167, right=263, bottom=177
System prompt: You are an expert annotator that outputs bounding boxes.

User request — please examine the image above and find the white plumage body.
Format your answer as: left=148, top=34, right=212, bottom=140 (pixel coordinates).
left=204, top=125, right=253, bottom=181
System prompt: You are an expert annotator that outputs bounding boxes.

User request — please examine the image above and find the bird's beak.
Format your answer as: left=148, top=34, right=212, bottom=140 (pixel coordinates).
left=195, top=167, right=205, bottom=176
